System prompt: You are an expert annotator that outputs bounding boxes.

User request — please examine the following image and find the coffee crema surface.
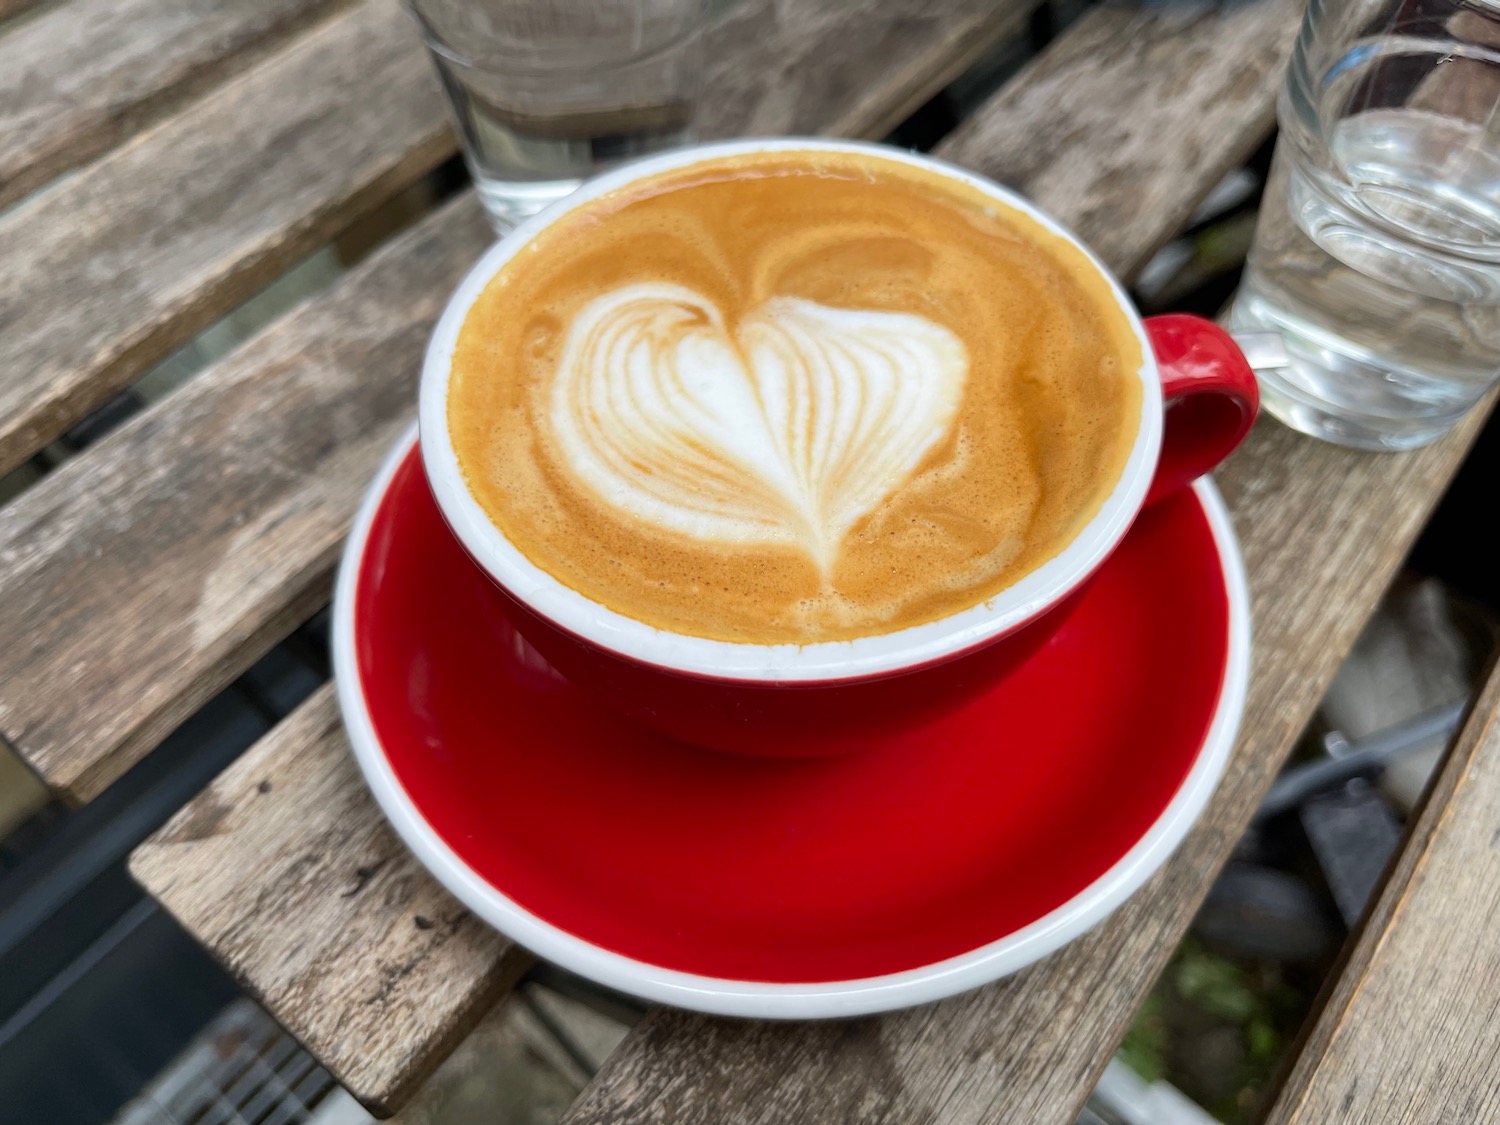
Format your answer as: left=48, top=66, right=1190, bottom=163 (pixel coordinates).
left=448, top=150, right=1143, bottom=643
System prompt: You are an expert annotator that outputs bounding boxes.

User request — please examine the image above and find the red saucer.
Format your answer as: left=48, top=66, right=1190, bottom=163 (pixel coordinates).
left=336, top=429, right=1248, bottom=1013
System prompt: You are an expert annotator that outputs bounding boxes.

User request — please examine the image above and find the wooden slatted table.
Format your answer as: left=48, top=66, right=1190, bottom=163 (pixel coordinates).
left=1264, top=660, right=1500, bottom=1125
left=2, top=0, right=1496, bottom=1119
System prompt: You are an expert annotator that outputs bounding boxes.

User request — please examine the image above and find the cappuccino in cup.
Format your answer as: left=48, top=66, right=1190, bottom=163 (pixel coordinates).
left=446, top=148, right=1143, bottom=644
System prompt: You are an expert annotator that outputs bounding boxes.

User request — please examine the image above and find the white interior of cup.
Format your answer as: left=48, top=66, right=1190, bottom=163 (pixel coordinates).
left=419, top=138, right=1162, bottom=682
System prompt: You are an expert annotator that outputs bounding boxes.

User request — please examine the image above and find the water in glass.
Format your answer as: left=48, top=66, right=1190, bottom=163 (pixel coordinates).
left=1231, top=2, right=1500, bottom=449
left=409, top=1, right=704, bottom=231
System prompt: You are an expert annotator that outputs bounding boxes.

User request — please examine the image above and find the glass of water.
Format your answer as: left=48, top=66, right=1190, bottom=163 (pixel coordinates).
left=1230, top=0, right=1500, bottom=449
left=406, top=0, right=707, bottom=232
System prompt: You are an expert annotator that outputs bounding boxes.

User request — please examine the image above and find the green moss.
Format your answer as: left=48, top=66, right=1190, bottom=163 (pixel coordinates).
left=1118, top=993, right=1167, bottom=1084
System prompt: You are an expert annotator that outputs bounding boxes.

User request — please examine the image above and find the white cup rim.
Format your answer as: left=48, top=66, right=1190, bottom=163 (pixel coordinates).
left=419, top=138, right=1162, bottom=683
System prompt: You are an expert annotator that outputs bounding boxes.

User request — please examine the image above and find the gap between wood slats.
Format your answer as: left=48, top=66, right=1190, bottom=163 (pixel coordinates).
left=1261, top=655, right=1500, bottom=1125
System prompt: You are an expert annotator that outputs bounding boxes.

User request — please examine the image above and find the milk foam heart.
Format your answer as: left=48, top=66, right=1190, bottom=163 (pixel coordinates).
left=550, top=283, right=968, bottom=571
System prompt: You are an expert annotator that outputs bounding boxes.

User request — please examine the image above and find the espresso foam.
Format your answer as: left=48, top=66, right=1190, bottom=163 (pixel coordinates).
left=448, top=150, right=1143, bottom=643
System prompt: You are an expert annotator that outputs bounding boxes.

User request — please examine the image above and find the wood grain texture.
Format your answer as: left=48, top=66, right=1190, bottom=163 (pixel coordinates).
left=0, top=0, right=453, bottom=480
left=696, top=0, right=1029, bottom=143
left=0, top=0, right=1034, bottom=803
left=936, top=0, right=1300, bottom=280
left=0, top=0, right=350, bottom=212
left=0, top=192, right=492, bottom=803
left=1263, top=663, right=1500, bottom=1125
left=129, top=685, right=530, bottom=1116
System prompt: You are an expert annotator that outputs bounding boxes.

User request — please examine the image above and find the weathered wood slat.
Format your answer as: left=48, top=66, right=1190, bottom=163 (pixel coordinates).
left=0, top=193, right=491, bottom=803
left=1262, top=663, right=1500, bottom=1125
left=0, top=0, right=451, bottom=480
left=698, top=0, right=1023, bottom=143
left=937, top=0, right=1290, bottom=279
left=129, top=685, right=531, bottom=1116
left=0, top=0, right=1034, bottom=803
left=0, top=0, right=350, bottom=213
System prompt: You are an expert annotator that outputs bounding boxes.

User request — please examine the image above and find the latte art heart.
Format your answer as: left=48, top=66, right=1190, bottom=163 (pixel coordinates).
left=549, top=283, right=969, bottom=570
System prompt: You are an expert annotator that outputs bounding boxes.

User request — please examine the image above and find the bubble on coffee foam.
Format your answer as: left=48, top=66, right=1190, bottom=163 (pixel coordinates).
left=549, top=282, right=967, bottom=572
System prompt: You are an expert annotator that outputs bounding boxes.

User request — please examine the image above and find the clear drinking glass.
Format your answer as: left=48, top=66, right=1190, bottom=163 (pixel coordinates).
left=406, top=0, right=707, bottom=232
left=1229, top=0, right=1500, bottom=449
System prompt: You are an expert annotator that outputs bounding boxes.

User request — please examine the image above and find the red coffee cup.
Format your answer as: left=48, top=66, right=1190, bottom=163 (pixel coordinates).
left=419, top=139, right=1258, bottom=756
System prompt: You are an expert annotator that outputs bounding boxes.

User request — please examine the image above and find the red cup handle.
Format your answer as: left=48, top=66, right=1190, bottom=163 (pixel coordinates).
left=1143, top=314, right=1260, bottom=505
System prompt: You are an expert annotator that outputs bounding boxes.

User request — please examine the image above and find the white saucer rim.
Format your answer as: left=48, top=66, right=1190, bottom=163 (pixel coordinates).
left=333, top=423, right=1251, bottom=1019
